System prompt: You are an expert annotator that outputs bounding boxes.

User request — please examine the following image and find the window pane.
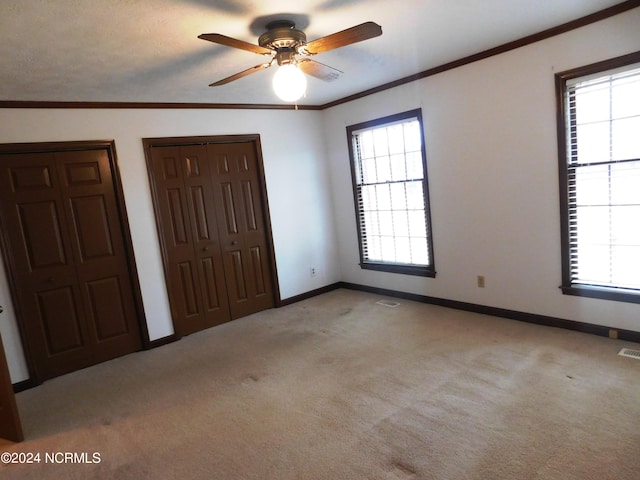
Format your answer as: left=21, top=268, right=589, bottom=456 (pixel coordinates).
left=380, top=236, right=396, bottom=262
left=410, top=237, right=430, bottom=265
left=611, top=246, right=640, bottom=288
left=575, top=206, right=611, bottom=245
left=408, top=210, right=427, bottom=237
left=360, top=156, right=377, bottom=184
left=373, top=128, right=389, bottom=157
left=378, top=210, right=394, bottom=236
left=390, top=183, right=407, bottom=210
left=375, top=155, right=392, bottom=182
left=612, top=75, right=640, bottom=119
left=364, top=210, right=380, bottom=236
left=392, top=210, right=410, bottom=237
left=575, top=85, right=610, bottom=124
left=574, top=244, right=611, bottom=284
left=576, top=122, right=610, bottom=163
left=390, top=153, right=407, bottom=181
left=376, top=184, right=391, bottom=211
left=406, top=152, right=424, bottom=179
left=612, top=116, right=640, bottom=161
left=395, top=236, right=411, bottom=263
left=406, top=182, right=425, bottom=210
left=611, top=206, right=640, bottom=245
left=388, top=124, right=405, bottom=155
left=359, top=131, right=375, bottom=160
left=366, top=235, right=381, bottom=261
left=610, top=163, right=640, bottom=204
left=574, top=165, right=609, bottom=206
left=404, top=121, right=422, bottom=152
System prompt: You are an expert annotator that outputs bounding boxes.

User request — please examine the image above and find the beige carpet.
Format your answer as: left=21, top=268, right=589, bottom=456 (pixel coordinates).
left=2, top=289, right=639, bottom=479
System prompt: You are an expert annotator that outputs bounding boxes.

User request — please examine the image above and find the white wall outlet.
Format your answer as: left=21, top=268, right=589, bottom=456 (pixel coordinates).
left=477, top=275, right=485, bottom=288
left=310, top=267, right=317, bottom=277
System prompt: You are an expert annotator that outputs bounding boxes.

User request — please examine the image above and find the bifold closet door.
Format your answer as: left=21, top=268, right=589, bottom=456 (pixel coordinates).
left=0, top=147, right=142, bottom=381
left=148, top=140, right=275, bottom=336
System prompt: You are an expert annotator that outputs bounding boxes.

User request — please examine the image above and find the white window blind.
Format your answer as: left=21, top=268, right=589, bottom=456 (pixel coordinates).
left=352, top=116, right=432, bottom=268
left=565, top=63, right=640, bottom=291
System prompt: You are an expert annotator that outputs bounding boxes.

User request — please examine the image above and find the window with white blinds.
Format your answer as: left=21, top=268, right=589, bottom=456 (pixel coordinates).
left=558, top=53, right=640, bottom=302
left=347, top=109, right=435, bottom=277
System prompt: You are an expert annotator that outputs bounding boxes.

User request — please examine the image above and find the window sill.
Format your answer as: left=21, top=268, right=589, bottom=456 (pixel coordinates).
left=361, top=262, right=435, bottom=278
left=561, top=284, right=640, bottom=305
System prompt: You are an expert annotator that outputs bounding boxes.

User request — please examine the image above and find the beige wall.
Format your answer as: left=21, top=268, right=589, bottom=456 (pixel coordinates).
left=322, top=9, right=640, bottom=330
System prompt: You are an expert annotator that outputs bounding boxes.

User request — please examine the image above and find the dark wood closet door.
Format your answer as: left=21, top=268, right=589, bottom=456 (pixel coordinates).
left=0, top=148, right=142, bottom=381
left=148, top=145, right=230, bottom=336
left=146, top=138, right=275, bottom=337
left=207, top=142, right=274, bottom=319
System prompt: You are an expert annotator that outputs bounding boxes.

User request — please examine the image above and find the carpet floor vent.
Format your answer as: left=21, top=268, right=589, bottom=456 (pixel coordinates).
left=618, top=348, right=640, bottom=359
left=376, top=299, right=400, bottom=308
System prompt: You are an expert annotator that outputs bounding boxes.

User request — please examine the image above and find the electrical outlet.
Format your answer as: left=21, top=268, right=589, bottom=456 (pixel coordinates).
left=477, top=275, right=485, bottom=288
left=310, top=267, right=317, bottom=277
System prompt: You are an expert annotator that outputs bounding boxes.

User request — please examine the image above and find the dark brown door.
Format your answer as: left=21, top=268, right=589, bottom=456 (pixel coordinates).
left=0, top=308, right=23, bottom=442
left=146, top=138, right=275, bottom=337
left=207, top=142, right=274, bottom=319
left=0, top=147, right=142, bottom=381
left=148, top=145, right=230, bottom=336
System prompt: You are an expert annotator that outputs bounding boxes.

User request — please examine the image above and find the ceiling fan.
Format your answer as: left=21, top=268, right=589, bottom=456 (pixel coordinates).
left=198, top=20, right=382, bottom=101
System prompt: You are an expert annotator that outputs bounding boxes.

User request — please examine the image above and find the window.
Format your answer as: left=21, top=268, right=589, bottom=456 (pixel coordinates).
left=556, top=52, right=640, bottom=303
left=346, top=109, right=435, bottom=277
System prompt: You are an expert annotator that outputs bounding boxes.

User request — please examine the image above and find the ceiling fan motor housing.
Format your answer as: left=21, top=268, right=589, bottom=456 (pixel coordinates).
left=259, top=21, right=307, bottom=65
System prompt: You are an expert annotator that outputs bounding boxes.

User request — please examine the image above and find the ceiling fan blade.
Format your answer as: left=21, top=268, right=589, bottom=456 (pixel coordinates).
left=297, top=59, right=343, bottom=82
left=198, top=33, right=273, bottom=56
left=304, top=21, right=382, bottom=55
left=209, top=63, right=272, bottom=86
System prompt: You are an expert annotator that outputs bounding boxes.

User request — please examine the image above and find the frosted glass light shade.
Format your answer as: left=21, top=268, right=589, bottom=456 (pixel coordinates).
left=272, top=64, right=307, bottom=102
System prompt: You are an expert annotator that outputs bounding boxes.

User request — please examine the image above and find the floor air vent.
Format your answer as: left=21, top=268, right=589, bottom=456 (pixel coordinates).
left=376, top=299, right=400, bottom=308
left=618, top=348, right=640, bottom=359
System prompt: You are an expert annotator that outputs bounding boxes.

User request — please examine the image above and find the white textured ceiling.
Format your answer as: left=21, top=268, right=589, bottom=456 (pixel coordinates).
left=0, top=0, right=630, bottom=106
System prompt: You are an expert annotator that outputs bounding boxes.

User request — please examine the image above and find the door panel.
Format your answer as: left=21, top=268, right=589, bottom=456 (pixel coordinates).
left=86, top=277, right=130, bottom=341
left=219, top=182, right=239, bottom=234
left=250, top=246, right=267, bottom=295
left=57, top=150, right=141, bottom=365
left=207, top=142, right=274, bottom=319
left=69, top=195, right=114, bottom=260
left=241, top=180, right=258, bottom=231
left=0, top=146, right=142, bottom=381
left=18, top=200, right=68, bottom=269
left=149, top=145, right=230, bottom=336
left=179, top=261, right=200, bottom=316
left=167, top=188, right=190, bottom=246
left=37, top=286, right=84, bottom=354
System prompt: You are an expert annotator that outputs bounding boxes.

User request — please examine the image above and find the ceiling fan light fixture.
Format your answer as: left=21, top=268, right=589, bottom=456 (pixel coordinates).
left=272, top=64, right=307, bottom=102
